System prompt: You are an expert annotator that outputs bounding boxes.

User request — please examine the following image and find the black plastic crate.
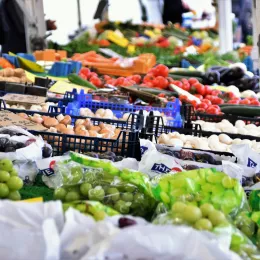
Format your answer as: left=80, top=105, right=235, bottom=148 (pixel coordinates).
left=184, top=104, right=260, bottom=126
left=0, top=100, right=144, bottom=131
left=30, top=130, right=141, bottom=159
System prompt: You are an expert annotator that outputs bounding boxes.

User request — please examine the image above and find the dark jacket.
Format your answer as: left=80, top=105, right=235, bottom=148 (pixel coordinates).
left=162, top=0, right=188, bottom=24
left=0, top=0, right=26, bottom=53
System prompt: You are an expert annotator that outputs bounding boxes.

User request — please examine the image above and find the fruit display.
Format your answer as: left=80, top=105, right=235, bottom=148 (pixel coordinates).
left=52, top=156, right=156, bottom=218
left=0, top=159, right=23, bottom=200
left=0, top=68, right=32, bottom=83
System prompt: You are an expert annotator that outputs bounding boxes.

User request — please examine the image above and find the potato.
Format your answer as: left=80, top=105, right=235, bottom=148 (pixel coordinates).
left=14, top=68, right=25, bottom=77
left=3, top=68, right=14, bottom=77
left=6, top=77, right=20, bottom=83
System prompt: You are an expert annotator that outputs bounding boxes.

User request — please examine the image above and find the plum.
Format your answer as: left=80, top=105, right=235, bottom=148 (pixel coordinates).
left=85, top=152, right=99, bottom=158
left=0, top=138, right=10, bottom=151
left=118, top=217, right=137, bottom=228
left=42, top=146, right=52, bottom=158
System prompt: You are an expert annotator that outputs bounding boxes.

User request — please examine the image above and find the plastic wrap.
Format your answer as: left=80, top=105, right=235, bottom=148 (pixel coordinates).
left=151, top=168, right=249, bottom=217
left=49, top=158, right=156, bottom=219
left=0, top=200, right=63, bottom=260
left=153, top=201, right=260, bottom=260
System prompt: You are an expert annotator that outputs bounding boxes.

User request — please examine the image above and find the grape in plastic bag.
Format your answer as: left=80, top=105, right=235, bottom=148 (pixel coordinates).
left=151, top=168, right=249, bottom=217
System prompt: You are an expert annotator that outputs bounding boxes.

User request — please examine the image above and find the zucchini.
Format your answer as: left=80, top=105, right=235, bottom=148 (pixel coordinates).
left=169, top=70, right=205, bottom=78
left=168, top=74, right=203, bottom=83
left=130, top=85, right=177, bottom=96
left=220, top=105, right=260, bottom=117
left=68, top=73, right=97, bottom=90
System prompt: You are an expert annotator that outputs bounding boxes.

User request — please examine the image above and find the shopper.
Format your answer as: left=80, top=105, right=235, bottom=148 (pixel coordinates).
left=232, top=0, right=252, bottom=43
left=162, top=0, right=190, bottom=25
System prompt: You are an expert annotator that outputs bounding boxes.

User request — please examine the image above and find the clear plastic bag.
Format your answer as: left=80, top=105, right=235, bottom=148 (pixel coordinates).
left=151, top=168, right=249, bottom=217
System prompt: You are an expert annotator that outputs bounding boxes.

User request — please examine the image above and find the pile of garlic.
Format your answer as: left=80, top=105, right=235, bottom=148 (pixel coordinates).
left=6, top=102, right=57, bottom=112
left=158, top=132, right=260, bottom=153
left=193, top=119, right=260, bottom=137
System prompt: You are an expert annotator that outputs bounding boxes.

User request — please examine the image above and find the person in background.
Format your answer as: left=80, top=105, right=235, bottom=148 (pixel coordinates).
left=232, top=0, right=252, bottom=43
left=162, top=0, right=190, bottom=25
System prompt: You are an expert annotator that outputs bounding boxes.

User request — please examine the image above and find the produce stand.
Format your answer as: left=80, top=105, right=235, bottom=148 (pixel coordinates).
left=1, top=10, right=260, bottom=259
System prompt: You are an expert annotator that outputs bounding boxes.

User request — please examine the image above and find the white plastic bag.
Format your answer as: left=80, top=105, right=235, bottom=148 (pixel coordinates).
left=0, top=200, right=64, bottom=260
left=80, top=225, right=241, bottom=260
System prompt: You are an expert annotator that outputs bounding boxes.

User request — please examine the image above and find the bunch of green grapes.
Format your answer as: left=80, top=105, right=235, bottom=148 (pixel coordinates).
left=54, top=182, right=155, bottom=217
left=0, top=159, right=23, bottom=200
left=171, top=202, right=228, bottom=231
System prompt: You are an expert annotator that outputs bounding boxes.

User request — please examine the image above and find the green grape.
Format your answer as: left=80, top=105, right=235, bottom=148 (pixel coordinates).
left=8, top=191, right=21, bottom=201
left=106, top=187, right=120, bottom=201
left=54, top=187, right=67, bottom=200
left=0, top=170, right=10, bottom=182
left=222, top=176, right=234, bottom=189
left=124, top=185, right=136, bottom=193
left=200, top=203, right=215, bottom=217
left=0, top=183, right=9, bottom=198
left=70, top=166, right=83, bottom=184
left=80, top=183, right=92, bottom=197
left=206, top=174, right=223, bottom=184
left=9, top=168, right=18, bottom=176
left=6, top=176, right=23, bottom=191
left=65, top=191, right=80, bottom=202
left=160, top=191, right=170, bottom=204
left=241, top=225, right=254, bottom=238
left=67, top=186, right=80, bottom=192
left=114, top=200, right=130, bottom=214
left=208, top=210, right=226, bottom=226
left=194, top=218, right=213, bottom=231
left=171, top=202, right=187, bottom=213
left=0, top=159, right=13, bottom=171
left=88, top=186, right=105, bottom=201
left=93, top=211, right=106, bottom=221
left=121, top=192, right=134, bottom=202
left=134, top=193, right=145, bottom=204
left=183, top=205, right=202, bottom=223
left=76, top=204, right=86, bottom=213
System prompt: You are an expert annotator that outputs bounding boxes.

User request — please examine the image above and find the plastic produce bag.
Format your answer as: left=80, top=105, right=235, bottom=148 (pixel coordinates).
left=79, top=224, right=241, bottom=260
left=151, top=168, right=249, bottom=217
left=0, top=200, right=63, bottom=260
left=49, top=155, right=157, bottom=218
left=153, top=200, right=259, bottom=260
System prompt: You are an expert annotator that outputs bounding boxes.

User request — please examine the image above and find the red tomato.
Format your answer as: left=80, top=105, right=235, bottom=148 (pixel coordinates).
left=239, top=99, right=251, bottom=105
left=197, top=103, right=208, bottom=110
left=179, top=95, right=189, bottom=102
left=103, top=75, right=111, bottom=81
left=79, top=73, right=87, bottom=80
left=188, top=78, right=199, bottom=85
left=191, top=100, right=198, bottom=107
left=88, top=72, right=98, bottom=79
left=166, top=77, right=174, bottom=84
left=90, top=76, right=102, bottom=87
left=131, top=74, right=142, bottom=84
left=174, top=81, right=183, bottom=88
left=250, top=100, right=260, bottom=106
left=228, top=99, right=240, bottom=104
left=212, top=97, right=224, bottom=105
left=194, top=94, right=203, bottom=100
left=79, top=68, right=90, bottom=77
left=210, top=105, right=221, bottom=112
left=115, top=77, right=126, bottom=86
left=143, top=82, right=154, bottom=88
left=143, top=75, right=155, bottom=84
left=182, top=83, right=191, bottom=92
left=248, top=97, right=258, bottom=101
left=154, top=76, right=168, bottom=89
left=211, top=89, right=221, bottom=96
left=205, top=95, right=214, bottom=101
left=201, top=99, right=212, bottom=106
left=206, top=106, right=219, bottom=115
left=226, top=92, right=236, bottom=100
left=196, top=108, right=206, bottom=113
left=204, top=85, right=212, bottom=95
left=193, top=83, right=205, bottom=96
left=154, top=64, right=169, bottom=77
left=106, top=79, right=116, bottom=85
left=181, top=78, right=189, bottom=84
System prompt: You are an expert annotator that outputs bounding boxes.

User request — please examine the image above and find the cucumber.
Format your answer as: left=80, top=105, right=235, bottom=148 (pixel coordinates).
left=130, top=85, right=177, bottom=96
left=68, top=73, right=97, bottom=90
left=220, top=105, right=260, bottom=117
left=170, top=70, right=205, bottom=78
left=168, top=74, right=203, bottom=83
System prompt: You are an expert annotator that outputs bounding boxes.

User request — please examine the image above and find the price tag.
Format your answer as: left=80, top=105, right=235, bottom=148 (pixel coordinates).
left=3, top=94, right=46, bottom=105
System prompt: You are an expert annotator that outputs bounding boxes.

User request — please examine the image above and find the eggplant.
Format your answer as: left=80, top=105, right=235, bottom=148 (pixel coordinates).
left=220, top=67, right=245, bottom=85
left=204, top=70, right=221, bottom=84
